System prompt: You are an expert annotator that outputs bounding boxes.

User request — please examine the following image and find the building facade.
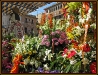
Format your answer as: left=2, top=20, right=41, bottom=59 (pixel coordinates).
left=2, top=13, right=10, bottom=28
left=2, top=12, right=38, bottom=36
left=36, top=13, right=42, bottom=24
left=44, top=2, right=64, bottom=20
left=20, top=15, right=38, bottom=36
left=36, top=2, right=64, bottom=24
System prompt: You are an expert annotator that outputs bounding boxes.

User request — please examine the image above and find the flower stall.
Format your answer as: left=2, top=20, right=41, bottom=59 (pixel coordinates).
left=2, top=2, right=96, bottom=73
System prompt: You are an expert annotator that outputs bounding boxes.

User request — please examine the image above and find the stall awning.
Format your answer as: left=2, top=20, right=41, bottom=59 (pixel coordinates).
left=2, top=2, right=51, bottom=15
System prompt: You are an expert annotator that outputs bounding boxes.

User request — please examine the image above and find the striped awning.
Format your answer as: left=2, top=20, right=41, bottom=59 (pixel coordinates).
left=2, top=2, right=51, bottom=15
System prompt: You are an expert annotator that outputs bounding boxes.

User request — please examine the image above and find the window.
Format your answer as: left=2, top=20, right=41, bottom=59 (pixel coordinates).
left=60, top=4, right=62, bottom=9
left=56, top=6, right=57, bottom=10
left=25, top=18, right=27, bottom=23
left=31, top=19, right=33, bottom=24
left=25, top=27, right=27, bottom=33
left=58, top=4, right=62, bottom=9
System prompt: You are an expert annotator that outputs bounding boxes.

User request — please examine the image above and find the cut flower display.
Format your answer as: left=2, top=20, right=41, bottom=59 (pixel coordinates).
left=2, top=2, right=96, bottom=74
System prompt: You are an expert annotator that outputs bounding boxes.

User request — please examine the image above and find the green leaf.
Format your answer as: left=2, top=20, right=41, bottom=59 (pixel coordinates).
left=64, top=64, right=72, bottom=73
left=72, top=61, right=81, bottom=73
left=50, top=59, right=58, bottom=70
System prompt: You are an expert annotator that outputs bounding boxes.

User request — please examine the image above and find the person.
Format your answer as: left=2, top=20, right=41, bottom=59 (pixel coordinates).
left=9, top=6, right=24, bottom=39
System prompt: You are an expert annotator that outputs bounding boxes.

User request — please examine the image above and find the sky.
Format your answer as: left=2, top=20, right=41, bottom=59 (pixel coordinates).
left=28, top=2, right=56, bottom=16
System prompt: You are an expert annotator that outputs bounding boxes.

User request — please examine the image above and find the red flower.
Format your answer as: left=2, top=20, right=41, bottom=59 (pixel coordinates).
left=67, top=50, right=76, bottom=58
left=2, top=51, right=5, bottom=55
left=62, top=48, right=68, bottom=56
left=83, top=2, right=90, bottom=14
left=62, top=7, right=68, bottom=18
left=90, top=62, right=96, bottom=73
left=83, top=44, right=90, bottom=52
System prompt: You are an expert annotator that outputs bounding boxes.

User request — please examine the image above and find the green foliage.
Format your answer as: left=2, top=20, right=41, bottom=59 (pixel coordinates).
left=72, top=61, right=81, bottom=73
left=67, top=2, right=82, bottom=12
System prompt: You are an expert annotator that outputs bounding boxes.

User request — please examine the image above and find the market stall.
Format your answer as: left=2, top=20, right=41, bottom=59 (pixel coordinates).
left=2, top=2, right=96, bottom=73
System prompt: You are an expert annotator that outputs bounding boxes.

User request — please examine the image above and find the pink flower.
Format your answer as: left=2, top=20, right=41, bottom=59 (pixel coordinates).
left=58, top=38, right=64, bottom=44
left=2, top=41, right=8, bottom=46
left=46, top=42, right=50, bottom=47
left=44, top=35, right=49, bottom=39
left=64, top=39, right=69, bottom=44
left=2, top=57, right=9, bottom=66
left=52, top=38, right=58, bottom=42
left=51, top=32, right=55, bottom=35
left=67, top=50, right=76, bottom=58
left=55, top=30, right=60, bottom=34
left=55, top=42, right=59, bottom=45
left=60, top=34, right=66, bottom=39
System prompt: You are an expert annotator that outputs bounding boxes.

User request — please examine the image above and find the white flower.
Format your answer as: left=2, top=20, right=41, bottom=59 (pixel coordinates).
left=62, top=54, right=67, bottom=58
left=82, top=58, right=89, bottom=65
left=24, top=59, right=30, bottom=65
left=30, top=60, right=34, bottom=65
left=79, top=18, right=85, bottom=24
left=92, top=51, right=96, bottom=55
left=91, top=51, right=96, bottom=58
left=44, top=64, right=49, bottom=70
left=26, top=40, right=29, bottom=44
left=70, top=59, right=77, bottom=65
left=45, top=49, right=51, bottom=56
left=44, top=64, right=48, bottom=68
left=35, top=60, right=38, bottom=68
left=67, top=15, right=70, bottom=20
left=77, top=50, right=82, bottom=57
left=48, top=53, right=53, bottom=61
left=43, top=56, right=47, bottom=61
left=22, top=35, right=25, bottom=42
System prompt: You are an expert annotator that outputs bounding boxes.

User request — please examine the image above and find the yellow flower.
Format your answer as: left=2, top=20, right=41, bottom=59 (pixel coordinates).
left=64, top=65, right=66, bottom=68
left=27, top=56, right=30, bottom=60
left=28, top=51, right=32, bottom=55
left=33, top=50, right=37, bottom=53
left=37, top=57, right=39, bottom=60
left=23, top=50, right=26, bottom=54
left=67, top=32, right=74, bottom=40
